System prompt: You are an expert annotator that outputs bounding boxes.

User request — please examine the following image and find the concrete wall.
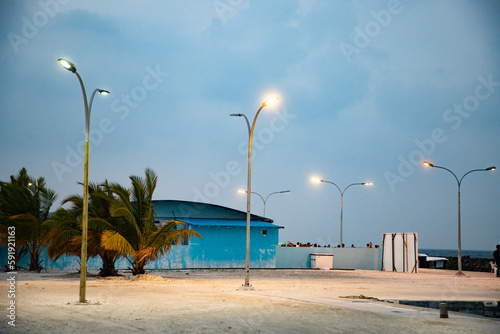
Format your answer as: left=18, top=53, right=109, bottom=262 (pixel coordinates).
left=275, top=246, right=383, bottom=270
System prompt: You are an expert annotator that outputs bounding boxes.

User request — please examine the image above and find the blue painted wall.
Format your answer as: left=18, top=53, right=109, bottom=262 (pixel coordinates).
left=0, top=225, right=279, bottom=271
left=170, top=225, right=279, bottom=269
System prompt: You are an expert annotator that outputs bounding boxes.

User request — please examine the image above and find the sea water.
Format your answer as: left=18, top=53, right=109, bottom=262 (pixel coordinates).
left=419, top=249, right=493, bottom=259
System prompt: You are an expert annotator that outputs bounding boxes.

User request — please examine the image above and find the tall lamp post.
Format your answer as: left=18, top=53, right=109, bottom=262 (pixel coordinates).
left=423, top=161, right=495, bottom=276
left=238, top=189, right=290, bottom=216
left=312, top=178, right=373, bottom=247
left=58, top=58, right=109, bottom=302
left=231, top=97, right=279, bottom=289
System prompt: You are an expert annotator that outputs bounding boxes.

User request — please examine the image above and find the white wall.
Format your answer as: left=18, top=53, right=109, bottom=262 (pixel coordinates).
left=275, top=246, right=383, bottom=270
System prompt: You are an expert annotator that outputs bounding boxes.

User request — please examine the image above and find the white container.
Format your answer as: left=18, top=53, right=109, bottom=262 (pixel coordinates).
left=382, top=232, right=418, bottom=273
left=310, top=253, right=333, bottom=269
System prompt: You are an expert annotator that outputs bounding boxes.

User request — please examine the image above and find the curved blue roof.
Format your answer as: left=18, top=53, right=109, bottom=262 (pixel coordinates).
left=152, top=200, right=273, bottom=223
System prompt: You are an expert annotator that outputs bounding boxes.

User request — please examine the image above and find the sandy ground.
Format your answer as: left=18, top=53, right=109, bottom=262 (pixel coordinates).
left=0, top=268, right=499, bottom=333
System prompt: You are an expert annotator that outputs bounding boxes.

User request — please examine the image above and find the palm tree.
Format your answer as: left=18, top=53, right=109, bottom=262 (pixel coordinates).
left=101, top=168, right=201, bottom=275
left=44, top=181, right=121, bottom=276
left=0, top=168, right=57, bottom=271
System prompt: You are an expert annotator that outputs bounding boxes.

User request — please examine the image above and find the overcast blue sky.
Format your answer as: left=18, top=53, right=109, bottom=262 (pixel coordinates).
left=1, top=0, right=499, bottom=250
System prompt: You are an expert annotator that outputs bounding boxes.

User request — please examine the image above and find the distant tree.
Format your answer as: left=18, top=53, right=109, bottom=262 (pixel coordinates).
left=44, top=181, right=121, bottom=276
left=101, top=168, right=201, bottom=275
left=0, top=168, right=57, bottom=271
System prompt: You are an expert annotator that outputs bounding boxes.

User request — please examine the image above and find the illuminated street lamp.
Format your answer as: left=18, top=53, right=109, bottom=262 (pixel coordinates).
left=423, top=161, right=495, bottom=276
left=231, top=97, right=279, bottom=290
left=312, top=177, right=373, bottom=247
left=58, top=58, right=109, bottom=303
left=238, top=189, right=290, bottom=216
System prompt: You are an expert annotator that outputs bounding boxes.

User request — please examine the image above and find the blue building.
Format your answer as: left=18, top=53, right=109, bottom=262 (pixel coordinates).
left=1, top=200, right=283, bottom=271
left=149, top=200, right=282, bottom=269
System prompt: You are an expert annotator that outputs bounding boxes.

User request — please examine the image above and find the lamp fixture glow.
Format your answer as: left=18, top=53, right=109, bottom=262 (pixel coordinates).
left=57, top=58, right=77, bottom=73
left=363, top=182, right=374, bottom=186
left=423, top=161, right=434, bottom=167
left=263, top=97, right=279, bottom=107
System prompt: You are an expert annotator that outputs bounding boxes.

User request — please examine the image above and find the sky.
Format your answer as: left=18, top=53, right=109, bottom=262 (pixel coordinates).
left=1, top=0, right=499, bottom=251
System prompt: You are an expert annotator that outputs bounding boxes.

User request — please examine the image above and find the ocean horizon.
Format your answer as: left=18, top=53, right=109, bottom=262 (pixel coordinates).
left=419, top=248, right=493, bottom=259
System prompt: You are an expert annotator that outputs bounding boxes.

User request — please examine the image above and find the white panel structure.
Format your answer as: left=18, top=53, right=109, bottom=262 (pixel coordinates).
left=310, top=253, right=334, bottom=269
left=382, top=233, right=418, bottom=273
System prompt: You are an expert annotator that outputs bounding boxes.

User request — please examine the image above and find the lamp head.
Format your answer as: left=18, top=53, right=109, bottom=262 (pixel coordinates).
left=98, top=89, right=110, bottom=95
left=311, top=177, right=322, bottom=183
left=57, top=58, right=77, bottom=73
left=230, top=113, right=243, bottom=117
left=263, top=97, right=279, bottom=107
left=486, top=166, right=496, bottom=171
left=238, top=189, right=247, bottom=194
left=280, top=190, right=291, bottom=193
left=362, top=182, right=374, bottom=186
left=423, top=161, right=434, bottom=167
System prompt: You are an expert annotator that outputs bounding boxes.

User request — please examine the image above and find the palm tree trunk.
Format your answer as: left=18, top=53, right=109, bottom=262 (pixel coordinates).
left=133, top=258, right=146, bottom=275
left=99, top=253, right=118, bottom=276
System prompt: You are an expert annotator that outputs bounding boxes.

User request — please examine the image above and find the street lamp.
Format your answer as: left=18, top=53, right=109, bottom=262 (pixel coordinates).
left=238, top=189, right=290, bottom=216
left=423, top=161, right=495, bottom=276
left=231, top=97, right=279, bottom=290
left=58, top=58, right=109, bottom=302
left=312, top=177, right=373, bottom=247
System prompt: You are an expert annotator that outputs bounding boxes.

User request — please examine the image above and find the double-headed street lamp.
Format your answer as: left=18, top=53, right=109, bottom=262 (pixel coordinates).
left=238, top=189, right=290, bottom=217
left=58, top=58, right=109, bottom=303
left=423, top=161, right=495, bottom=276
left=230, top=97, right=279, bottom=289
left=312, top=178, right=373, bottom=247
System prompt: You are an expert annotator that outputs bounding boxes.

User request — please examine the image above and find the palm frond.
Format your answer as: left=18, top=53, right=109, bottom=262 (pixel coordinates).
left=101, top=230, right=135, bottom=256
left=88, top=217, right=118, bottom=231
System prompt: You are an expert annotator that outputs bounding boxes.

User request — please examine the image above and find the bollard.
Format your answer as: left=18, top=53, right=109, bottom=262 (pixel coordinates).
left=439, top=303, right=449, bottom=318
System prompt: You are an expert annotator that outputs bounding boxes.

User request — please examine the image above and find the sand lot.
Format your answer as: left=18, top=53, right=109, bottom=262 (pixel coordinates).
left=0, top=268, right=499, bottom=333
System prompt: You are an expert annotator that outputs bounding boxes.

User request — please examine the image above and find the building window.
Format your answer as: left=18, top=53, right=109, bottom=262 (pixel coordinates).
left=262, top=230, right=267, bottom=236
